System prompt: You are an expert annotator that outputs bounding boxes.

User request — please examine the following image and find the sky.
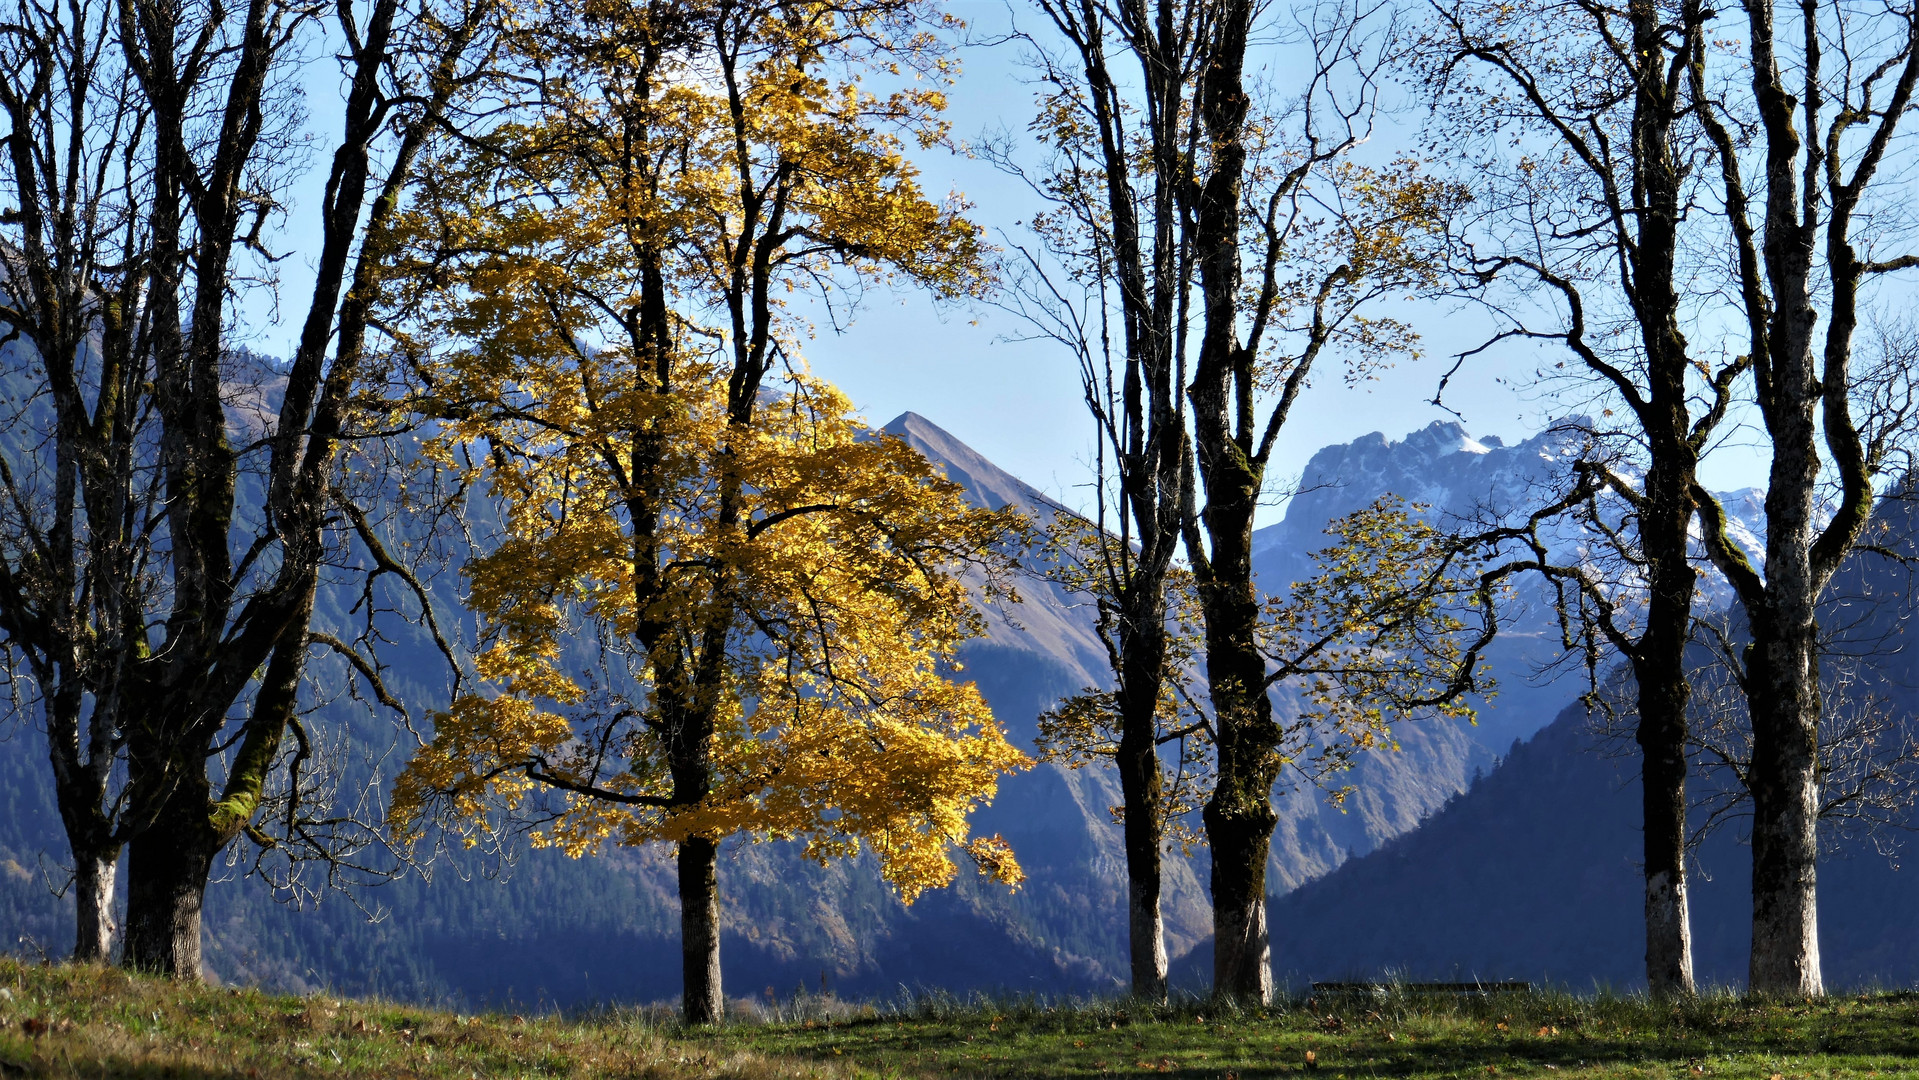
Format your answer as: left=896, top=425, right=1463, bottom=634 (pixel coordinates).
left=720, top=1, right=1566, bottom=527
left=244, top=0, right=1774, bottom=530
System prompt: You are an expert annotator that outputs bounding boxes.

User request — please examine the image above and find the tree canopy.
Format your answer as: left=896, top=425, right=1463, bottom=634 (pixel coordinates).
left=382, top=0, right=1028, bottom=1021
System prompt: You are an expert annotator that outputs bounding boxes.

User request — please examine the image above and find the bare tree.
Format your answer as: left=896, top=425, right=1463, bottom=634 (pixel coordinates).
left=1409, top=0, right=1751, bottom=995
left=1684, top=0, right=1919, bottom=995
left=1178, top=0, right=1470, bottom=999
left=0, top=0, right=154, bottom=959
left=1411, top=0, right=1919, bottom=996
left=0, top=0, right=497, bottom=975
left=993, top=0, right=1207, bottom=1001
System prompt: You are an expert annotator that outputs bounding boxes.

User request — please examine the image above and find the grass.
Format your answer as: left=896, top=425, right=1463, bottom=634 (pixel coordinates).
left=685, top=984, right=1919, bottom=1079
left=0, top=956, right=842, bottom=1078
left=7, top=957, right=1919, bottom=1079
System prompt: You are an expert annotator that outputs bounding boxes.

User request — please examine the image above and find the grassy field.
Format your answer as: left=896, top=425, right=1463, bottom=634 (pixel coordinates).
left=5, top=957, right=1919, bottom=1078
left=690, top=987, right=1919, bottom=1079
left=0, top=957, right=835, bottom=1079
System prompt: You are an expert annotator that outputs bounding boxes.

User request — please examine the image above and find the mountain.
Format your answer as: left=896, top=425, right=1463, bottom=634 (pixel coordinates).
left=1255, top=493, right=1919, bottom=992
left=1261, top=690, right=1919, bottom=992
left=0, top=413, right=1712, bottom=1006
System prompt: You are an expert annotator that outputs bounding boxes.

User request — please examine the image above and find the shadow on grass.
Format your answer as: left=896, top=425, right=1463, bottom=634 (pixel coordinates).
left=681, top=985, right=1919, bottom=1079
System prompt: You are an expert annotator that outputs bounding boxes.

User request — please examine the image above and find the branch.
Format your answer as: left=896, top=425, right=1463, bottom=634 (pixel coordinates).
left=307, top=630, right=409, bottom=721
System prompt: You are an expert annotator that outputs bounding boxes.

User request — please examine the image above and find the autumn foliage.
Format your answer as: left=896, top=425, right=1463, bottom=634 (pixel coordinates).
left=381, top=0, right=1029, bottom=1022
left=389, top=378, right=1032, bottom=897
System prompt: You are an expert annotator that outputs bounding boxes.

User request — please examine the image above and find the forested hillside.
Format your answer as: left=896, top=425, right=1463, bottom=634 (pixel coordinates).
left=0, top=417, right=1576, bottom=1007
left=1259, top=493, right=1919, bottom=991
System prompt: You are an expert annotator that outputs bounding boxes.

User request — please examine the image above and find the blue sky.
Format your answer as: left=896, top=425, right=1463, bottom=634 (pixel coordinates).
left=245, top=1, right=1774, bottom=529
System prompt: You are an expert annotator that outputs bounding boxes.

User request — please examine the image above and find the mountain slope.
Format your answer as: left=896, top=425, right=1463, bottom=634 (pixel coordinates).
left=0, top=412, right=1649, bottom=1004
left=1262, top=690, right=1919, bottom=991
left=1257, top=493, right=1919, bottom=992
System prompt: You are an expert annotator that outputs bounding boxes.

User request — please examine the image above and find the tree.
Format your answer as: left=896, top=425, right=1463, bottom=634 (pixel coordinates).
left=1687, top=0, right=1919, bottom=996
left=997, top=0, right=1206, bottom=1000
left=1412, top=0, right=1750, bottom=996
left=1004, top=0, right=1491, bottom=1000
left=385, top=0, right=1024, bottom=1024
left=1421, top=0, right=1919, bottom=996
left=0, top=0, right=494, bottom=971
left=112, top=0, right=495, bottom=975
left=0, top=0, right=152, bottom=959
left=1177, top=0, right=1473, bottom=998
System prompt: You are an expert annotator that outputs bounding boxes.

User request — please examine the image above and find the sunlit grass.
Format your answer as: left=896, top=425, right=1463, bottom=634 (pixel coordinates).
left=0, top=956, right=841, bottom=1079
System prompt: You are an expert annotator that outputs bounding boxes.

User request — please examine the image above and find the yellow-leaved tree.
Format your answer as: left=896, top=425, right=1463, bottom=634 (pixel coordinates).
left=385, top=0, right=1026, bottom=1023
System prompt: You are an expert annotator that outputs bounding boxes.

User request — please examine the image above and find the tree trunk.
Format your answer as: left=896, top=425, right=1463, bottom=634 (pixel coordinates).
left=1747, top=618, right=1823, bottom=996
left=1126, top=865, right=1167, bottom=1000
left=71, top=850, right=120, bottom=962
left=678, top=836, right=724, bottom=1024
left=1636, top=676, right=1694, bottom=997
left=1205, top=770, right=1276, bottom=1001
left=1117, top=717, right=1167, bottom=1000
left=1116, top=615, right=1170, bottom=1000
left=1198, top=527, right=1280, bottom=1002
left=121, top=778, right=216, bottom=979
left=1184, top=0, right=1276, bottom=999
left=1632, top=452, right=1698, bottom=998
left=1745, top=283, right=1824, bottom=995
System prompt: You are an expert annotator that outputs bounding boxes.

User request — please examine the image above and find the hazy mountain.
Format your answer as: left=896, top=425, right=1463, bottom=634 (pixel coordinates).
left=1258, top=690, right=1919, bottom=992
left=0, top=412, right=1766, bottom=1005
left=1253, top=493, right=1919, bottom=993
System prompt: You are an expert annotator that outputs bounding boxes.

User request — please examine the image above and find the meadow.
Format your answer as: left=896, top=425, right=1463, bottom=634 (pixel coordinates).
left=4, top=957, right=1919, bottom=1078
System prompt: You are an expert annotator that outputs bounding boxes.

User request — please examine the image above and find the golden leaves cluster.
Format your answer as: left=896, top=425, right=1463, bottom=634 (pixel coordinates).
left=387, top=0, right=1028, bottom=902
left=394, top=377, right=1030, bottom=899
